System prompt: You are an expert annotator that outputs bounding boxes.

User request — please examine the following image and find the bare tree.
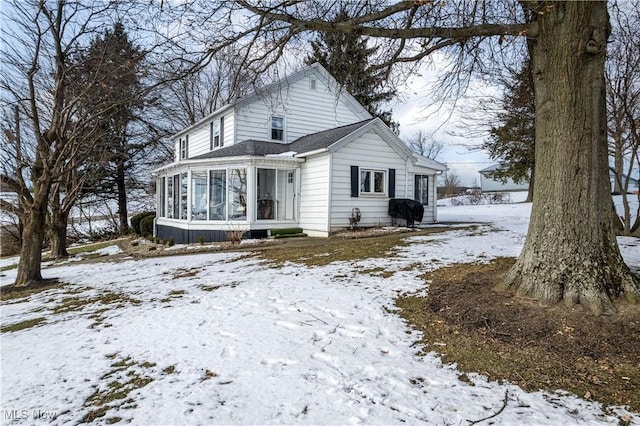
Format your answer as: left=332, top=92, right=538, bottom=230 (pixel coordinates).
left=161, top=47, right=259, bottom=129
left=607, top=3, right=640, bottom=237
left=443, top=171, right=461, bottom=198
left=229, top=1, right=639, bottom=313
left=404, top=130, right=443, bottom=160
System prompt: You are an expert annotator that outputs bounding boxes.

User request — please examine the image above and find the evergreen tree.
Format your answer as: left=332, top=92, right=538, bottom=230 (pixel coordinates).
left=69, top=22, right=148, bottom=235
left=304, top=9, right=398, bottom=133
left=482, top=60, right=535, bottom=202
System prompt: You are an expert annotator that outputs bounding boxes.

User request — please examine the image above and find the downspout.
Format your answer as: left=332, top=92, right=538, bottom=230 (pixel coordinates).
left=326, top=153, right=333, bottom=235
left=405, top=158, right=410, bottom=198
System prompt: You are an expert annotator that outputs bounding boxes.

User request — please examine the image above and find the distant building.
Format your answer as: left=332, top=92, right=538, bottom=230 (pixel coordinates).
left=479, top=164, right=529, bottom=192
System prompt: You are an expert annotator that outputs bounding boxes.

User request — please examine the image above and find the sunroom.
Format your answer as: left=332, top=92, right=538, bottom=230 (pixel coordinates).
left=154, top=156, right=304, bottom=243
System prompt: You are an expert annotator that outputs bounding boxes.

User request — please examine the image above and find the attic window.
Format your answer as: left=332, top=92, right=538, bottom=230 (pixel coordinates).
left=309, top=78, right=317, bottom=90
left=271, top=116, right=284, bottom=141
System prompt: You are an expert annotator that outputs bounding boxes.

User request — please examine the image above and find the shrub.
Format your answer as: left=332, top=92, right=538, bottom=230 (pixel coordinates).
left=226, top=230, right=244, bottom=244
left=131, top=211, right=156, bottom=235
left=139, top=214, right=156, bottom=237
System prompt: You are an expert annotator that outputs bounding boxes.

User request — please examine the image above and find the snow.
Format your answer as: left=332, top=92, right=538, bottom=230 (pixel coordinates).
left=1, top=192, right=638, bottom=425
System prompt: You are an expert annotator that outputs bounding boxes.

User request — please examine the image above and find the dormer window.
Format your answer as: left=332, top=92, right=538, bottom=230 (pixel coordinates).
left=271, top=116, right=284, bottom=141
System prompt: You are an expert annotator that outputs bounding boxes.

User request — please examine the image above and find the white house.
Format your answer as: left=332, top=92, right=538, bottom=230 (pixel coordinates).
left=479, top=164, right=530, bottom=192
left=153, top=63, right=447, bottom=243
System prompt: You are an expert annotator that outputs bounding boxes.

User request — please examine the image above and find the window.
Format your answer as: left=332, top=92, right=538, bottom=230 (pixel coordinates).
left=229, top=169, right=247, bottom=220
left=191, top=172, right=208, bottom=220
left=180, top=172, right=188, bottom=220
left=180, top=136, right=188, bottom=159
left=159, top=177, right=166, bottom=218
left=209, top=170, right=226, bottom=220
left=271, top=116, right=284, bottom=141
left=415, top=175, right=429, bottom=205
left=210, top=122, right=215, bottom=150
left=310, top=78, right=317, bottom=90
left=172, top=175, right=180, bottom=218
left=360, top=169, right=386, bottom=195
left=211, top=118, right=224, bottom=150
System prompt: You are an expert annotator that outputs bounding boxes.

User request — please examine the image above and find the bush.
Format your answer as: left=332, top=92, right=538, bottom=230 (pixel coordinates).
left=131, top=211, right=155, bottom=235
left=139, top=214, right=156, bottom=237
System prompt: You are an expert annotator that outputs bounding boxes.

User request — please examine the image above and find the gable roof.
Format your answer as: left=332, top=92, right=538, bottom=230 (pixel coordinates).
left=287, top=119, right=376, bottom=154
left=172, top=62, right=372, bottom=140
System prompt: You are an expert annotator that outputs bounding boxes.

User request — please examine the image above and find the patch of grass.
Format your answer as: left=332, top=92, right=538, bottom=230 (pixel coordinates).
left=84, top=355, right=156, bottom=423
left=67, top=241, right=121, bottom=256
left=0, top=264, right=18, bottom=272
left=162, top=365, right=176, bottom=374
left=259, top=228, right=452, bottom=267
left=397, top=258, right=640, bottom=413
left=1, top=317, right=46, bottom=333
left=0, top=280, right=65, bottom=302
left=166, top=267, right=200, bottom=279
left=358, top=267, right=395, bottom=278
left=199, top=284, right=221, bottom=292
left=52, top=291, right=141, bottom=315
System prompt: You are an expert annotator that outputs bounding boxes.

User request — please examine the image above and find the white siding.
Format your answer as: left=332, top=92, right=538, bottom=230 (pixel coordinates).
left=330, top=131, right=408, bottom=230
left=173, top=110, right=235, bottom=160
left=407, top=171, right=437, bottom=223
left=235, top=75, right=368, bottom=144
left=298, top=154, right=330, bottom=235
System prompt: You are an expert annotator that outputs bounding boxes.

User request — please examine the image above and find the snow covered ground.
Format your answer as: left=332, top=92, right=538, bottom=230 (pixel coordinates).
left=1, top=193, right=639, bottom=425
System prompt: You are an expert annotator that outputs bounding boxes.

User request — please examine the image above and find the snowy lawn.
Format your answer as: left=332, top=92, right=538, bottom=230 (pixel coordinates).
left=1, top=195, right=639, bottom=425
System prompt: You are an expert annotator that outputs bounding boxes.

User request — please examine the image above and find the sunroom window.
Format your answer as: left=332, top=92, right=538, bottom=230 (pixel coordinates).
left=209, top=170, right=226, bottom=220
left=191, top=172, right=208, bottom=220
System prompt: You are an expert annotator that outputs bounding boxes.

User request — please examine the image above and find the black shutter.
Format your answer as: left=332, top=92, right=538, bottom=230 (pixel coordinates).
left=220, top=116, right=224, bottom=146
left=388, top=169, right=396, bottom=198
left=350, top=166, right=359, bottom=197
left=415, top=175, right=420, bottom=201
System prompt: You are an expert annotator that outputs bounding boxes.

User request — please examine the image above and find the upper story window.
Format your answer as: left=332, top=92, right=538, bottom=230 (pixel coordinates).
left=271, top=116, right=284, bottom=141
left=360, top=169, right=386, bottom=195
left=210, top=117, right=225, bottom=150
left=180, top=135, right=189, bottom=160
left=309, top=78, right=317, bottom=90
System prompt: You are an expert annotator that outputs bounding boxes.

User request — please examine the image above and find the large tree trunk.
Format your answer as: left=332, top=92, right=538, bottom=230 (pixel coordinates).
left=501, top=2, right=640, bottom=314
left=48, top=192, right=70, bottom=260
left=14, top=194, right=48, bottom=287
left=116, top=158, right=129, bottom=235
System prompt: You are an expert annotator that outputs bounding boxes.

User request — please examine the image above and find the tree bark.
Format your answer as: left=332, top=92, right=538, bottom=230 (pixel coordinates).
left=48, top=190, right=69, bottom=259
left=500, top=2, right=640, bottom=314
left=14, top=193, right=48, bottom=287
left=116, top=157, right=129, bottom=235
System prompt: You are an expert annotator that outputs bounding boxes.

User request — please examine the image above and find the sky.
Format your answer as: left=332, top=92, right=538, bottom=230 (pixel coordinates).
left=1, top=194, right=639, bottom=425
left=391, top=59, right=498, bottom=187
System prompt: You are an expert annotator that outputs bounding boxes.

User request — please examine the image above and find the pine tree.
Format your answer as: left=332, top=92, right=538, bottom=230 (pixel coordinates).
left=482, top=60, right=535, bottom=202
left=69, top=22, right=147, bottom=235
left=305, top=9, right=398, bottom=133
